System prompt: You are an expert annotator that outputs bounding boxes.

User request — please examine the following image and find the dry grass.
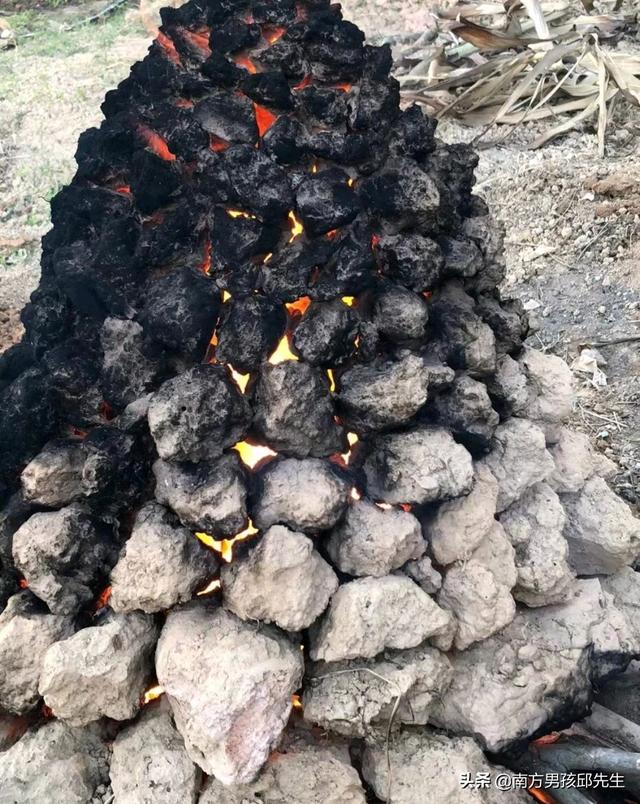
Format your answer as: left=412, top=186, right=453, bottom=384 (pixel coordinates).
left=396, top=0, right=640, bottom=153
left=0, top=6, right=149, bottom=312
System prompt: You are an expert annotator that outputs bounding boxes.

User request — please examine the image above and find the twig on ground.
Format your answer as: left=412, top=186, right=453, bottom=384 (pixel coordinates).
left=579, top=335, right=640, bottom=348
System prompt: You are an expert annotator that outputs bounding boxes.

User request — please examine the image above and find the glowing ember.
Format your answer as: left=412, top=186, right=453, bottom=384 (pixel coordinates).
left=227, top=209, right=256, bottom=219
left=288, top=211, right=304, bottom=242
left=222, top=290, right=232, bottom=303
left=422, top=290, right=434, bottom=300
left=180, top=28, right=211, bottom=55
left=114, top=185, right=131, bottom=195
left=327, top=369, right=336, bottom=392
left=371, top=233, right=380, bottom=248
left=235, top=55, right=257, bottom=74
left=200, top=238, right=212, bottom=275
left=196, top=578, right=222, bottom=596
left=347, top=177, right=355, bottom=187
left=254, top=104, right=278, bottom=137
left=196, top=520, right=259, bottom=563
left=263, top=25, right=286, bottom=44
left=311, top=162, right=319, bottom=173
left=233, top=440, right=278, bottom=469
left=228, top=365, right=251, bottom=393
left=210, top=135, right=229, bottom=152
left=528, top=789, right=556, bottom=804
left=399, top=503, right=412, bottom=513
left=326, top=229, right=339, bottom=240
left=18, top=578, right=28, bottom=589
left=532, top=733, right=562, bottom=746
left=291, top=694, right=303, bottom=711
left=293, top=74, right=312, bottom=90
left=350, top=487, right=362, bottom=501
left=334, top=82, right=352, bottom=92
left=156, top=31, right=181, bottom=66
left=285, top=296, right=311, bottom=316
left=99, top=400, right=116, bottom=421
left=142, top=685, right=165, bottom=705
left=174, top=98, right=194, bottom=109
left=268, top=333, right=299, bottom=364
left=94, top=586, right=112, bottom=611
left=341, top=296, right=355, bottom=307
left=137, top=125, right=177, bottom=161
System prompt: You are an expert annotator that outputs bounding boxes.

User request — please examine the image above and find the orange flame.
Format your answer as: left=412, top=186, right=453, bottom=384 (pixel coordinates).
left=285, top=296, right=311, bottom=316
left=334, top=83, right=352, bottom=92
left=94, top=586, right=112, bottom=611
left=196, top=578, right=222, bottom=596
left=268, top=333, right=298, bottom=364
left=142, top=685, right=165, bottom=704
left=235, top=55, right=257, bottom=74
left=293, top=74, right=312, bottom=90
left=227, top=209, right=257, bottom=220
left=255, top=104, right=278, bottom=136
left=291, top=694, right=303, bottom=710
left=233, top=440, right=278, bottom=469
left=156, top=31, right=182, bottom=66
left=174, top=98, right=194, bottom=109
left=288, top=211, right=304, bottom=242
left=200, top=238, right=212, bottom=276
left=263, top=25, right=286, bottom=44
left=196, top=520, right=259, bottom=563
left=137, top=125, right=176, bottom=161
left=331, top=432, right=359, bottom=468
left=228, top=365, right=251, bottom=393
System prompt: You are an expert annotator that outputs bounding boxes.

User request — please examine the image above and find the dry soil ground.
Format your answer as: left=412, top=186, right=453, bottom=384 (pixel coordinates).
left=0, top=0, right=638, bottom=501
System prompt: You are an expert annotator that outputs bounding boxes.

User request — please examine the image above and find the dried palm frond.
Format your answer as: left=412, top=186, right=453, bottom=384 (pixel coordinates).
left=395, top=0, right=638, bottom=151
